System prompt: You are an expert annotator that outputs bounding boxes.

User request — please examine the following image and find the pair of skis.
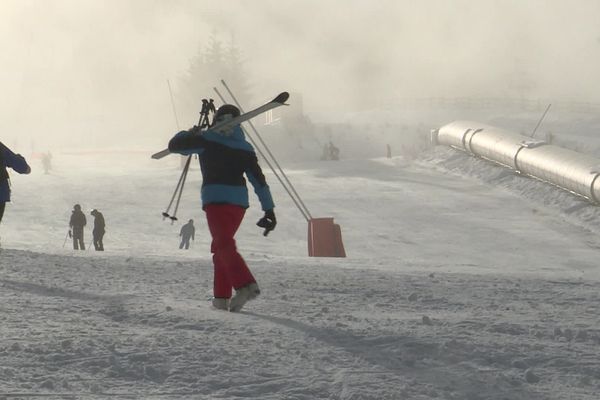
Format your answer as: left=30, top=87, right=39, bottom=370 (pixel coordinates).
left=151, top=92, right=290, bottom=160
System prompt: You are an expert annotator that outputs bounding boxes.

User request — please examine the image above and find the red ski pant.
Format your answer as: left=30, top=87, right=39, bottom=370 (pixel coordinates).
left=205, top=204, right=256, bottom=298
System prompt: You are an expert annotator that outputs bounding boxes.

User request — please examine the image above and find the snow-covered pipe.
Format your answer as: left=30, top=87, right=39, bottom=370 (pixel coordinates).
left=436, top=120, right=600, bottom=203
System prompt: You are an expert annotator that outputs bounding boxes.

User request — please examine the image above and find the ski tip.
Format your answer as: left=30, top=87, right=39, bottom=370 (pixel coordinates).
left=151, top=148, right=171, bottom=159
left=272, top=92, right=290, bottom=104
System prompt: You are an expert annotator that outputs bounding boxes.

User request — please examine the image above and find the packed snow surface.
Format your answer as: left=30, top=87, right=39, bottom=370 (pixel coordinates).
left=1, top=148, right=600, bottom=399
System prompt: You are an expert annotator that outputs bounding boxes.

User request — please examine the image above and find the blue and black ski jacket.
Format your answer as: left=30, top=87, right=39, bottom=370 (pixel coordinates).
left=0, top=143, right=31, bottom=202
left=168, top=126, right=274, bottom=211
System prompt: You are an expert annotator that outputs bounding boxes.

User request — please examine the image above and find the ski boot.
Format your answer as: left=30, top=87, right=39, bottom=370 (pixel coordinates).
left=229, top=282, right=260, bottom=312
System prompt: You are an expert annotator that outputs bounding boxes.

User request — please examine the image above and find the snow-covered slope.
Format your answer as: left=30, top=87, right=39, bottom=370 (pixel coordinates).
left=1, top=150, right=599, bottom=399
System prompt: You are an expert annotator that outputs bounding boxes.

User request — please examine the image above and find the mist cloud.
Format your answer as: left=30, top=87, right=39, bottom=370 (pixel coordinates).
left=1, top=0, right=599, bottom=149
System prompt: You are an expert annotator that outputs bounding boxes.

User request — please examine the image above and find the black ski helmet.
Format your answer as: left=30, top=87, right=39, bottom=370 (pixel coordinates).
left=214, top=104, right=240, bottom=123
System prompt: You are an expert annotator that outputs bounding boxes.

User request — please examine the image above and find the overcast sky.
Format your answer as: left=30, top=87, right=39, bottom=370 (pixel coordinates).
left=1, top=0, right=599, bottom=149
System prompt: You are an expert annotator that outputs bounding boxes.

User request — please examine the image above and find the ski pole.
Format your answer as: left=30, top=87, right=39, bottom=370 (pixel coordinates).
left=161, top=98, right=212, bottom=220
left=166, top=79, right=181, bottom=130
left=199, top=99, right=215, bottom=128
left=168, top=155, right=192, bottom=223
left=162, top=158, right=190, bottom=220
left=161, top=97, right=215, bottom=222
left=62, top=229, right=70, bottom=248
left=162, top=80, right=185, bottom=219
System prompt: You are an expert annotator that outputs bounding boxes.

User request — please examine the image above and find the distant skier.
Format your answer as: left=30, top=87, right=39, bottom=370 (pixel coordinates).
left=69, top=204, right=86, bottom=250
left=321, top=141, right=340, bottom=161
left=41, top=151, right=52, bottom=174
left=179, top=219, right=195, bottom=250
left=320, top=143, right=329, bottom=161
left=90, top=209, right=105, bottom=251
left=0, top=142, right=31, bottom=227
left=168, top=103, right=277, bottom=312
left=328, top=141, right=340, bottom=160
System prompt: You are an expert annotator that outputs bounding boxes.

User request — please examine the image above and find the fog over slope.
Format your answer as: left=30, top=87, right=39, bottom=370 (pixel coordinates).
left=1, top=0, right=599, bottom=151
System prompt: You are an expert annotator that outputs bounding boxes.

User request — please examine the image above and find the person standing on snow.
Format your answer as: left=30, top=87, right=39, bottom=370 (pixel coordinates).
left=41, top=151, right=52, bottom=174
left=90, top=209, right=105, bottom=251
left=328, top=141, right=340, bottom=160
left=168, top=104, right=277, bottom=312
left=69, top=204, right=86, bottom=250
left=0, top=142, right=31, bottom=227
left=179, top=219, right=195, bottom=250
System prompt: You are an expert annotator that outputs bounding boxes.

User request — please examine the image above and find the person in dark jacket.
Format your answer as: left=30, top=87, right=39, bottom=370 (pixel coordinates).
left=90, top=209, right=105, bottom=251
left=179, top=219, right=195, bottom=250
left=168, top=104, right=277, bottom=312
left=0, top=142, right=31, bottom=226
left=69, top=204, right=86, bottom=250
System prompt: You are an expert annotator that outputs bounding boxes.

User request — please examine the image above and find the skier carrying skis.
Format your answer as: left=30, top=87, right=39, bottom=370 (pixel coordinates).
left=69, top=204, right=87, bottom=250
left=0, top=141, right=31, bottom=227
left=179, top=219, right=195, bottom=250
left=168, top=104, right=277, bottom=312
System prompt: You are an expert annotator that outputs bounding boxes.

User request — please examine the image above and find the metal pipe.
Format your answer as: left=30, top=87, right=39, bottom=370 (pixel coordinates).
left=436, top=120, right=600, bottom=204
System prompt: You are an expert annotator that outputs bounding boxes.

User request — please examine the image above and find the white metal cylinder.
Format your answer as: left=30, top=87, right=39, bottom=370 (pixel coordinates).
left=437, top=120, right=600, bottom=203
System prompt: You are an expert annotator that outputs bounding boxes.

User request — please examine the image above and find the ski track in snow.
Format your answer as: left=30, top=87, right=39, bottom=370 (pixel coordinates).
left=1, top=152, right=600, bottom=399
left=2, top=250, right=600, bottom=399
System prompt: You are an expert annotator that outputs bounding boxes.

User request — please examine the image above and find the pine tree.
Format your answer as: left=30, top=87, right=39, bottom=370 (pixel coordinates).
left=222, top=38, right=252, bottom=106
left=177, top=32, right=252, bottom=125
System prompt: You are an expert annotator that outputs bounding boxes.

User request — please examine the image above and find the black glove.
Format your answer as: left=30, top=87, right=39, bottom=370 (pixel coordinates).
left=256, top=209, right=276, bottom=236
left=68, top=230, right=72, bottom=238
